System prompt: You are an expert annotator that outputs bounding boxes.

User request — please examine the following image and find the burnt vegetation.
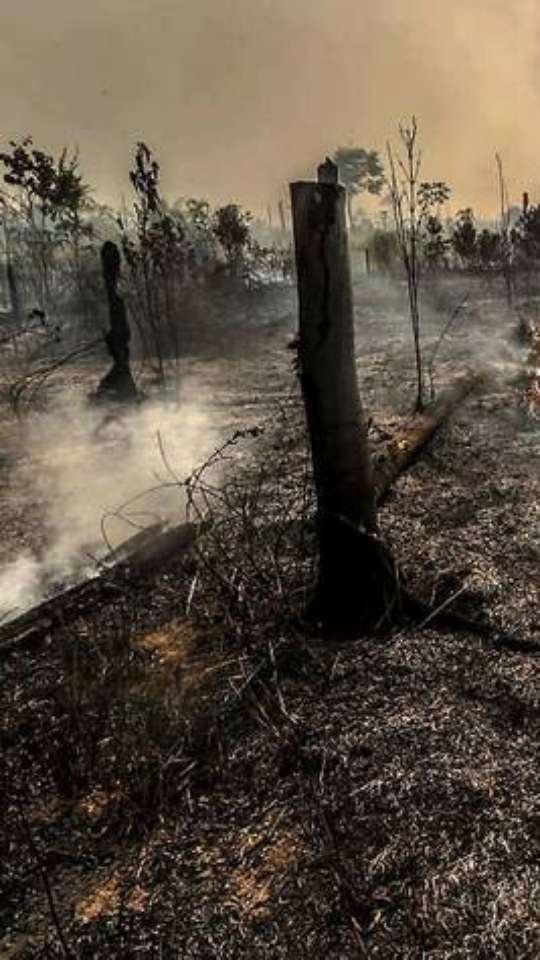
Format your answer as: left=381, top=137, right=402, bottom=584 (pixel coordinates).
left=0, top=130, right=538, bottom=958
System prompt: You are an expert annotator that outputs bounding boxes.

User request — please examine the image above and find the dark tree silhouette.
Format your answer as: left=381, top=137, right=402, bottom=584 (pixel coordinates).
left=452, top=208, right=477, bottom=268
left=333, top=146, right=385, bottom=226
left=290, top=159, right=400, bottom=634
left=94, top=241, right=138, bottom=402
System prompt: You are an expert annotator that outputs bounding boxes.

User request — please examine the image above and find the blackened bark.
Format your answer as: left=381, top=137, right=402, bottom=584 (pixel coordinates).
left=95, top=241, right=138, bottom=402
left=290, top=162, right=400, bottom=634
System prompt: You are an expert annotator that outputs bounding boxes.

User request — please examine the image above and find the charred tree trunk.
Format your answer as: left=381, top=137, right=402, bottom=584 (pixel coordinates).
left=278, top=200, right=287, bottom=233
left=374, top=370, right=485, bottom=503
left=7, top=260, right=22, bottom=328
left=94, top=241, right=138, bottom=402
left=345, top=189, right=354, bottom=230
left=290, top=159, right=400, bottom=634
left=365, top=247, right=371, bottom=275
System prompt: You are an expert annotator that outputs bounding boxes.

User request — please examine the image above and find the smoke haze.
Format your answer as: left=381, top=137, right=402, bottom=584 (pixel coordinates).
left=2, top=1, right=540, bottom=214
left=0, top=385, right=221, bottom=619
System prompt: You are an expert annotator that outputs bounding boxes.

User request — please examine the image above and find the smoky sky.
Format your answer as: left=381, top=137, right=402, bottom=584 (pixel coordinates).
left=1, top=0, right=540, bottom=215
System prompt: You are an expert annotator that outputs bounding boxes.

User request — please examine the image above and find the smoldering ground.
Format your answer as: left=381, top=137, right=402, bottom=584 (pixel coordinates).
left=0, top=272, right=536, bottom=623
left=0, top=383, right=223, bottom=620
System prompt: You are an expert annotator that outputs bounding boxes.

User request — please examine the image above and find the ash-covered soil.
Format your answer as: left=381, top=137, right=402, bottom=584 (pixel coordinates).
left=0, top=272, right=538, bottom=958
left=0, top=272, right=535, bottom=580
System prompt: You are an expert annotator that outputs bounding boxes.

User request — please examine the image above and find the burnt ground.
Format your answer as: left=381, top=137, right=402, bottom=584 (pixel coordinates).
left=0, top=272, right=538, bottom=958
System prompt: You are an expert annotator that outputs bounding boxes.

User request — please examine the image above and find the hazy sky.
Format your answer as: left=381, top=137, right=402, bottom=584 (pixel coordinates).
left=1, top=0, right=540, bottom=217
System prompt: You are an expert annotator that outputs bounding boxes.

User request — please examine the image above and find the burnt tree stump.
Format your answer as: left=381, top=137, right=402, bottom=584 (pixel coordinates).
left=93, top=241, right=138, bottom=402
left=290, top=159, right=401, bottom=634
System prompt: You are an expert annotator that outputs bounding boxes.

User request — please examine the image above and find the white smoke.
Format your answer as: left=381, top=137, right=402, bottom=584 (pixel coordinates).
left=0, top=381, right=223, bottom=621
left=0, top=551, right=43, bottom=621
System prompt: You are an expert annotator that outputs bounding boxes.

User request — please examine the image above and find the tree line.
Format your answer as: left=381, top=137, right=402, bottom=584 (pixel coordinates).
left=0, top=137, right=291, bottom=383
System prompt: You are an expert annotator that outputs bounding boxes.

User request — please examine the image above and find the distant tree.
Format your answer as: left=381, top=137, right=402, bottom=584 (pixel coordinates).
left=418, top=181, right=451, bottom=270
left=368, top=228, right=399, bottom=274
left=333, top=146, right=385, bottom=226
left=212, top=204, right=252, bottom=272
left=421, top=215, right=447, bottom=269
left=0, top=137, right=89, bottom=221
left=170, top=198, right=217, bottom=277
left=128, top=141, right=160, bottom=214
left=117, top=146, right=285, bottom=383
left=418, top=181, right=451, bottom=213
left=452, top=209, right=477, bottom=269
left=477, top=228, right=502, bottom=270
left=0, top=136, right=92, bottom=318
left=516, top=203, right=540, bottom=262
left=119, top=141, right=192, bottom=379
left=119, top=142, right=164, bottom=378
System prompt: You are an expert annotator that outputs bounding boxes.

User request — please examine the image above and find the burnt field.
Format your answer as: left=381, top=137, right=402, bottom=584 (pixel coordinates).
left=0, top=270, right=536, bottom=618
left=0, top=268, right=538, bottom=958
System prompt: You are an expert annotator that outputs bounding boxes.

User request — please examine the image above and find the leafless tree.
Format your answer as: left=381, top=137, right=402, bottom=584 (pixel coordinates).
left=386, top=117, right=425, bottom=412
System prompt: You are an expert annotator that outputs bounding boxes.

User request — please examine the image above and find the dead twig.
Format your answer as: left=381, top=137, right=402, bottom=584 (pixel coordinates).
left=16, top=800, right=75, bottom=959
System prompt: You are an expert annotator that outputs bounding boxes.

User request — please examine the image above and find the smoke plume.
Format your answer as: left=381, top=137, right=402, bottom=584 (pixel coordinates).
left=0, top=384, right=222, bottom=620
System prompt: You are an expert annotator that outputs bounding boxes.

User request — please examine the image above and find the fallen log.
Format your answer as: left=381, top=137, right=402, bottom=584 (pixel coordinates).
left=369, top=371, right=538, bottom=654
left=374, top=369, right=486, bottom=504
left=110, top=520, right=203, bottom=571
left=0, top=521, right=200, bottom=654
